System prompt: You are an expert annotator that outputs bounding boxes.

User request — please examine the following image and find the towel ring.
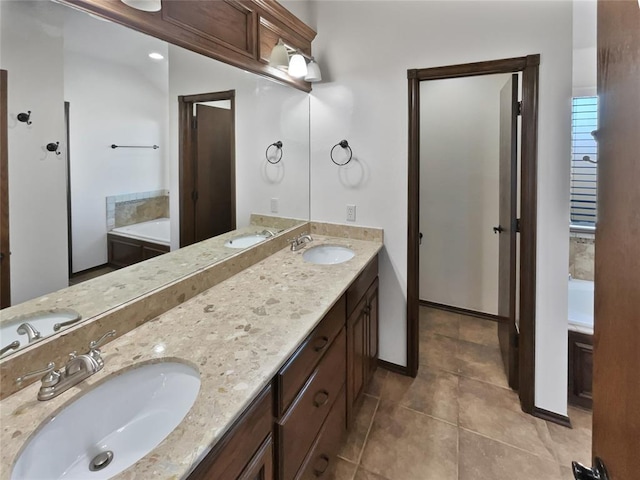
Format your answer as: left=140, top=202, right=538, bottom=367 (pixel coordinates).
left=330, top=140, right=352, bottom=166
left=266, top=141, right=283, bottom=164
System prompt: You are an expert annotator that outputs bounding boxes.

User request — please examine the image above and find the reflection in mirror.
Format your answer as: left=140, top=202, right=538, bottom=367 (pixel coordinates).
left=0, top=0, right=310, bottom=358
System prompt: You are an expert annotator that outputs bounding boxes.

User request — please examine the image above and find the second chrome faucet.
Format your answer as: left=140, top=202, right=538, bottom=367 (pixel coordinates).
left=16, top=330, right=116, bottom=401
left=289, top=233, right=313, bottom=251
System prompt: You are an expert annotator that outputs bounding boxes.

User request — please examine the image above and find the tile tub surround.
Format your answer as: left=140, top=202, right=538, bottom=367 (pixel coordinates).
left=0, top=222, right=308, bottom=399
left=106, top=190, right=170, bottom=230
left=0, top=234, right=383, bottom=480
left=569, top=235, right=595, bottom=281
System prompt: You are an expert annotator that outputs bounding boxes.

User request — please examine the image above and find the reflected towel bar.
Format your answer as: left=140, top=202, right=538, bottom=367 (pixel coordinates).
left=111, top=144, right=159, bottom=149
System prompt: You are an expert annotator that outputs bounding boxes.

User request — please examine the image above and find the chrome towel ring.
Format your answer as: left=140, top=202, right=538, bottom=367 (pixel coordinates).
left=266, top=141, right=283, bottom=164
left=331, top=140, right=352, bottom=166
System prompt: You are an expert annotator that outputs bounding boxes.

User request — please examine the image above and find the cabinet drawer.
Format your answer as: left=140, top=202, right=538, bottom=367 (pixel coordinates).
left=187, top=386, right=273, bottom=480
left=296, top=386, right=346, bottom=480
left=276, top=296, right=346, bottom=415
left=346, top=256, right=378, bottom=317
left=277, top=328, right=346, bottom=480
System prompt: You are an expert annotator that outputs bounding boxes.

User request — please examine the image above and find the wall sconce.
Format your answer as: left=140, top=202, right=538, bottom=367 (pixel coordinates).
left=269, top=39, right=322, bottom=83
left=120, top=0, right=161, bottom=12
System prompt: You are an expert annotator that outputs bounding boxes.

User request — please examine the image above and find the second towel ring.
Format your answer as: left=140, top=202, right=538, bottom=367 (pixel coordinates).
left=266, top=141, right=283, bottom=164
left=331, top=140, right=352, bottom=166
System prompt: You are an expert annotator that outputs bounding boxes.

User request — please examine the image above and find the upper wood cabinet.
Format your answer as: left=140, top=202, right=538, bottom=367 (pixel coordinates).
left=61, top=0, right=316, bottom=92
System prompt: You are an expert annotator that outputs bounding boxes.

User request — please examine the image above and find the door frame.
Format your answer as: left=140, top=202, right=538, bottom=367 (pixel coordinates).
left=406, top=55, right=539, bottom=414
left=178, top=90, right=236, bottom=247
left=1, top=69, right=10, bottom=308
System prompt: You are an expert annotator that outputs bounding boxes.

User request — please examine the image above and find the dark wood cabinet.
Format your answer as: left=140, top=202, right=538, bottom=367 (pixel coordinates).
left=59, top=0, right=316, bottom=92
left=188, top=256, right=379, bottom=480
left=187, top=386, right=273, bottom=480
left=107, top=233, right=169, bottom=269
left=346, top=257, right=379, bottom=425
left=568, top=330, right=593, bottom=409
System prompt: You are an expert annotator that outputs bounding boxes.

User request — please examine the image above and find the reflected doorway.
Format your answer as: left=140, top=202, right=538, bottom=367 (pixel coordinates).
left=179, top=90, right=236, bottom=247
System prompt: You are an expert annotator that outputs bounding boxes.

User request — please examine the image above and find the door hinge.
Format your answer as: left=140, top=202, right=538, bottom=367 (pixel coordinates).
left=191, top=190, right=198, bottom=202
left=516, top=218, right=521, bottom=233
left=517, top=101, right=522, bottom=116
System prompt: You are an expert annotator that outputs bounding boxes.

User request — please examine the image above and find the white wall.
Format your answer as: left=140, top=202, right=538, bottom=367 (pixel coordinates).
left=168, top=45, right=310, bottom=250
left=64, top=50, right=169, bottom=272
left=419, top=74, right=510, bottom=315
left=309, top=0, right=572, bottom=415
left=1, top=1, right=68, bottom=303
left=573, top=0, right=597, bottom=96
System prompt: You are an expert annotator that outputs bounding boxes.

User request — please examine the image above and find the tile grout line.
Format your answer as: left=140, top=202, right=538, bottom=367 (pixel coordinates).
left=458, top=426, right=559, bottom=464
left=355, top=391, right=382, bottom=467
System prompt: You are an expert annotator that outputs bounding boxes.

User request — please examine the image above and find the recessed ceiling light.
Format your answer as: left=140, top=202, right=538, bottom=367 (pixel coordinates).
left=148, top=52, right=164, bottom=60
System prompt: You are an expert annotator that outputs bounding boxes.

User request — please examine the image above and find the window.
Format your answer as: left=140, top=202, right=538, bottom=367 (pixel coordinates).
left=570, top=96, right=598, bottom=227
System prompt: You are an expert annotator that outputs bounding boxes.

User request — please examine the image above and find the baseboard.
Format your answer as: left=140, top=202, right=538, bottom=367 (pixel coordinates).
left=69, top=263, right=110, bottom=278
left=378, top=359, right=410, bottom=376
left=533, top=407, right=572, bottom=428
left=419, top=300, right=506, bottom=323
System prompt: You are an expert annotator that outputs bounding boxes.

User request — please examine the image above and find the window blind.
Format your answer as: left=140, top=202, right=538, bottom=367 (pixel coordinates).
left=570, top=96, right=598, bottom=226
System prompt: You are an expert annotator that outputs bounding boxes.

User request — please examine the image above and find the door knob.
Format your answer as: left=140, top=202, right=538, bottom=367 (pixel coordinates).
left=493, top=225, right=504, bottom=234
left=572, top=457, right=609, bottom=480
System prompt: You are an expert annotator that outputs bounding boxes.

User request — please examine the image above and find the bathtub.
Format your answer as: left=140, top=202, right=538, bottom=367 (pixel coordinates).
left=108, top=218, right=171, bottom=268
left=110, top=218, right=170, bottom=246
left=568, top=278, right=594, bottom=334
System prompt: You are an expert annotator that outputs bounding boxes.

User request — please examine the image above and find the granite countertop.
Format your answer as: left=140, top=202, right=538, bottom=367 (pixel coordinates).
left=0, top=234, right=382, bottom=480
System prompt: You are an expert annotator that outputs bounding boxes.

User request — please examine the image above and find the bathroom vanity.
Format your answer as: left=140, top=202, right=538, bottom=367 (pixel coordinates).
left=0, top=229, right=383, bottom=480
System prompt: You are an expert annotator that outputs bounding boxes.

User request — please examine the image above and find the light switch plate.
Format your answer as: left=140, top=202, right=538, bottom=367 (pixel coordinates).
left=271, top=198, right=278, bottom=213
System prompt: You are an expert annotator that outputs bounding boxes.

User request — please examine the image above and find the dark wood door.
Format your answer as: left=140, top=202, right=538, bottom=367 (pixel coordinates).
left=194, top=103, right=234, bottom=243
left=497, top=74, right=519, bottom=390
left=238, top=436, right=274, bottom=480
left=0, top=69, right=10, bottom=308
left=583, top=1, right=640, bottom=478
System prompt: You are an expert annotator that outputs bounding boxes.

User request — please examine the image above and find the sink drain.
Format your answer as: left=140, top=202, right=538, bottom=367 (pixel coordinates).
left=89, top=451, right=114, bottom=472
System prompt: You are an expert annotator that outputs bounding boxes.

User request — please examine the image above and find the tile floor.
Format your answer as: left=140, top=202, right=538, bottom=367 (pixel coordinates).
left=333, top=307, right=592, bottom=480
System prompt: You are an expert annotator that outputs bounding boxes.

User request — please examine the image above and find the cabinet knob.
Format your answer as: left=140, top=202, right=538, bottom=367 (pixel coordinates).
left=313, top=336, right=329, bottom=352
left=313, top=454, right=330, bottom=476
left=313, top=389, right=330, bottom=408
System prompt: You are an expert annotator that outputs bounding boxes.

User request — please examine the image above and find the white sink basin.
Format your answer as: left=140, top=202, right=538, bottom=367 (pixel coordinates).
left=12, top=362, right=200, bottom=480
left=224, top=233, right=268, bottom=249
left=303, top=245, right=355, bottom=265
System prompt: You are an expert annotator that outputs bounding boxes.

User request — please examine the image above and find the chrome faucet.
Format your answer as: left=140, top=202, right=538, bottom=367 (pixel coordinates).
left=259, top=229, right=278, bottom=238
left=289, top=233, right=313, bottom=251
left=17, top=323, right=41, bottom=343
left=16, top=330, right=116, bottom=401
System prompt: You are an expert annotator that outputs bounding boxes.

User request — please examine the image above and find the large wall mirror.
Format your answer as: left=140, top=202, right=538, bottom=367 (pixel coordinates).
left=0, top=0, right=310, bottom=358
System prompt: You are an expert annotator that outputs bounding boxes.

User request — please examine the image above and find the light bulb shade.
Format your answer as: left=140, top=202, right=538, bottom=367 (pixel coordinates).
left=288, top=54, right=308, bottom=78
left=269, top=40, right=289, bottom=69
left=304, top=60, right=322, bottom=82
left=121, top=0, right=161, bottom=12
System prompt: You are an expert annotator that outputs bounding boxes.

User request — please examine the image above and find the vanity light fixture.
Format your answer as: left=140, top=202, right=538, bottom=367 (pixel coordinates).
left=269, top=38, right=322, bottom=83
left=288, top=53, right=308, bottom=78
left=148, top=52, right=164, bottom=60
left=120, top=0, right=161, bottom=12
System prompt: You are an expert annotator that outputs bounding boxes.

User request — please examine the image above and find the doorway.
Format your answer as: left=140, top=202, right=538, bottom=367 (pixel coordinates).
left=407, top=55, right=540, bottom=414
left=179, top=90, right=236, bottom=247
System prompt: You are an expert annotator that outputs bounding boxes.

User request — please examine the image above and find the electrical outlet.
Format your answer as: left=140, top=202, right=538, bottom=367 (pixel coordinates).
left=346, top=204, right=356, bottom=222
left=271, top=198, right=279, bottom=213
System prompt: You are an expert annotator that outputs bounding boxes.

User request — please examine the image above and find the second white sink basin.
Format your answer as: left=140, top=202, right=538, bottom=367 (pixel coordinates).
left=303, top=245, right=355, bottom=265
left=224, top=233, right=268, bottom=249
left=12, top=361, right=200, bottom=480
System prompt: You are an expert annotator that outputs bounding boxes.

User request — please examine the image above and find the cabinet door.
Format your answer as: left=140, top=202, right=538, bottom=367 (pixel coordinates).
left=347, top=296, right=367, bottom=425
left=239, top=435, right=274, bottom=480
left=366, top=278, right=379, bottom=384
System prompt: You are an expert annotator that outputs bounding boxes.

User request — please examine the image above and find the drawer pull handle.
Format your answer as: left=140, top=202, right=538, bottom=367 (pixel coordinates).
left=313, top=454, right=330, bottom=476
left=313, top=390, right=330, bottom=407
left=313, top=336, right=330, bottom=352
